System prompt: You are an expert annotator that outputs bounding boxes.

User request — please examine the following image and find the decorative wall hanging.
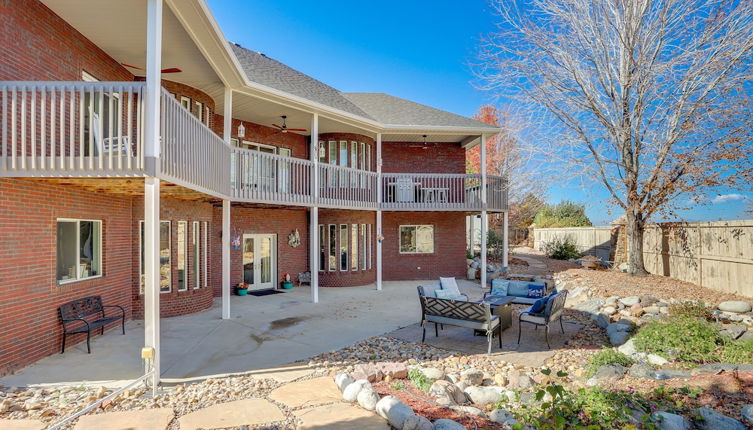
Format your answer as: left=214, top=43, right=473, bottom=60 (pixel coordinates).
left=288, top=229, right=301, bottom=248
left=231, top=231, right=241, bottom=250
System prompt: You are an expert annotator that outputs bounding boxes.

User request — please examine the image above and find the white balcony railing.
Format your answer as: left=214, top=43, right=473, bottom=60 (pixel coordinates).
left=160, top=88, right=231, bottom=197
left=1, top=81, right=508, bottom=211
left=1, top=81, right=145, bottom=176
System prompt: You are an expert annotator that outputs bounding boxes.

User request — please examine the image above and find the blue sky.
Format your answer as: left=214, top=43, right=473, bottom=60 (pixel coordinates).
left=207, top=0, right=751, bottom=225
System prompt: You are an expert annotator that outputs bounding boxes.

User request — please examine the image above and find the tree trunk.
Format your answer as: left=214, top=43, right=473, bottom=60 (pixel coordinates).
left=626, top=208, right=649, bottom=276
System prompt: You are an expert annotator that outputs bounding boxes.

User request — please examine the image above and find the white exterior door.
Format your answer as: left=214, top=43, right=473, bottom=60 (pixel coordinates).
left=242, top=234, right=277, bottom=290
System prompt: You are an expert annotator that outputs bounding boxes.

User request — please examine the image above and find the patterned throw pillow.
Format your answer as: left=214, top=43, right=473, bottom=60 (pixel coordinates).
left=434, top=289, right=466, bottom=301
left=490, top=279, right=510, bottom=296
left=527, top=282, right=546, bottom=299
left=439, top=277, right=462, bottom=296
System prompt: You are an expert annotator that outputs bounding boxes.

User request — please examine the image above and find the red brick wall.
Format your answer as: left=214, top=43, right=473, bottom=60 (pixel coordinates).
left=0, top=179, right=133, bottom=376
left=211, top=206, right=310, bottom=296
left=382, top=211, right=467, bottom=281
left=0, top=0, right=133, bottom=81
left=131, top=199, right=215, bottom=319
left=382, top=141, right=465, bottom=174
left=317, top=210, right=376, bottom=287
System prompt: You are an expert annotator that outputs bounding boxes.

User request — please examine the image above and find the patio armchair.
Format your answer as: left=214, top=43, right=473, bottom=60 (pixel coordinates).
left=517, top=289, right=568, bottom=349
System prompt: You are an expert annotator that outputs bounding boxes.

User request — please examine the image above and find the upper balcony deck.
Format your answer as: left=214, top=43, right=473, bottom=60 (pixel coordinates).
left=1, top=81, right=507, bottom=212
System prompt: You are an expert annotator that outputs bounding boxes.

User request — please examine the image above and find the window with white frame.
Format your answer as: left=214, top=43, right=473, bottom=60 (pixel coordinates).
left=192, top=221, right=200, bottom=289
left=350, top=141, right=358, bottom=168
left=367, top=224, right=373, bottom=269
left=319, top=225, right=326, bottom=271
left=399, top=225, right=434, bottom=254
left=328, top=224, right=337, bottom=271
left=340, top=224, right=348, bottom=271
left=339, top=141, right=348, bottom=167
left=194, top=101, right=204, bottom=122
left=366, top=145, right=371, bottom=171
left=360, top=224, right=367, bottom=270
left=139, top=220, right=172, bottom=293
left=201, top=221, right=208, bottom=288
left=318, top=140, right=326, bottom=163
left=177, top=221, right=187, bottom=291
left=56, top=219, right=102, bottom=283
left=351, top=224, right=358, bottom=271
left=180, top=96, right=191, bottom=111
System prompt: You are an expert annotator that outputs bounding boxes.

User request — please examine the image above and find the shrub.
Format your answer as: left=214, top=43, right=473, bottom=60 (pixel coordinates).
left=720, top=340, right=753, bottom=364
left=408, top=368, right=431, bottom=392
left=585, top=350, right=634, bottom=377
left=390, top=380, right=406, bottom=391
left=669, top=301, right=714, bottom=321
left=633, top=317, right=723, bottom=363
left=542, top=236, right=581, bottom=260
left=534, top=201, right=592, bottom=228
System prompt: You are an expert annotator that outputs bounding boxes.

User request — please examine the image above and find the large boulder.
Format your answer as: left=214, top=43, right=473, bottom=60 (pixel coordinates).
left=652, top=411, right=691, bottom=430
left=628, top=363, right=655, bottom=379
left=720, top=324, right=748, bottom=340
left=718, top=301, right=752, bottom=313
left=421, top=367, right=445, bottom=382
left=460, top=368, right=484, bottom=386
left=591, top=313, right=610, bottom=329
left=357, top=386, right=380, bottom=411
left=620, top=296, right=641, bottom=307
left=432, top=419, right=467, bottom=430
left=463, top=386, right=507, bottom=406
left=353, top=364, right=383, bottom=382
left=489, top=409, right=520, bottom=426
left=377, top=362, right=409, bottom=380
left=402, top=414, right=433, bottom=430
left=428, top=380, right=466, bottom=406
left=696, top=407, right=747, bottom=430
left=609, top=331, right=630, bottom=346
left=343, top=380, right=371, bottom=402
left=449, top=405, right=486, bottom=418
left=587, top=364, right=627, bottom=386
left=741, top=405, right=753, bottom=425
left=334, top=373, right=354, bottom=392
left=617, top=339, right=637, bottom=356
left=574, top=298, right=605, bottom=314
left=376, top=395, right=415, bottom=429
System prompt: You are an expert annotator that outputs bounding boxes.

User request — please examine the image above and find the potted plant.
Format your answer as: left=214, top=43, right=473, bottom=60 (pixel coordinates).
left=280, top=273, right=293, bottom=290
left=236, top=282, right=249, bottom=296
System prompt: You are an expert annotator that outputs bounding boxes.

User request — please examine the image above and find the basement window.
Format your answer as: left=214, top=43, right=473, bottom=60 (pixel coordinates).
left=57, top=219, right=102, bottom=283
left=399, top=225, right=434, bottom=254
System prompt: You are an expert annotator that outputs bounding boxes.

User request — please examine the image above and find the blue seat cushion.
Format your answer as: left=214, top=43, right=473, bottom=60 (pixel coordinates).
left=434, top=289, right=466, bottom=301
left=507, top=281, right=530, bottom=297
left=527, top=282, right=546, bottom=299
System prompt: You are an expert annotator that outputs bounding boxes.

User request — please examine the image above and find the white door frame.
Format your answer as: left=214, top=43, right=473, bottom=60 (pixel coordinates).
left=242, top=233, right=277, bottom=290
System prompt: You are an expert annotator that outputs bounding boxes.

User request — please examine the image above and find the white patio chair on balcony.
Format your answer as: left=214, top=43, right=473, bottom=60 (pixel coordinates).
left=92, top=111, right=131, bottom=156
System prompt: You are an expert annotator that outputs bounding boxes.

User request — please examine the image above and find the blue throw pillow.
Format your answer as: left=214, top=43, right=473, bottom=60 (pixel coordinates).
left=530, top=296, right=548, bottom=314
left=508, top=281, right=529, bottom=297
left=490, top=279, right=509, bottom=296
left=435, top=289, right=466, bottom=301
left=527, top=282, right=546, bottom=299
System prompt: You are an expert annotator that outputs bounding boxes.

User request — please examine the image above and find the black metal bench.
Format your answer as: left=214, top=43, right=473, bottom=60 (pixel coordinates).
left=59, top=295, right=125, bottom=354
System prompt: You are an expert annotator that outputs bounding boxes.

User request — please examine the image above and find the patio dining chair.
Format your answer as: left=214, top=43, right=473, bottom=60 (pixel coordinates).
left=517, top=289, right=568, bottom=349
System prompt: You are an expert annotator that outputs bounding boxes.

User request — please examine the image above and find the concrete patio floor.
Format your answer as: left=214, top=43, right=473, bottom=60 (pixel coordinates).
left=1, top=280, right=484, bottom=388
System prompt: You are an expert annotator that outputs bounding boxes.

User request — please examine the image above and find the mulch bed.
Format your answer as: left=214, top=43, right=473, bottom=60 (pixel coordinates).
left=372, top=381, right=506, bottom=430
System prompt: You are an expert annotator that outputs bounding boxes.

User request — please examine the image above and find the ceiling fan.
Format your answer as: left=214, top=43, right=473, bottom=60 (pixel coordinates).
left=410, top=135, right=434, bottom=150
left=121, top=63, right=182, bottom=74
left=272, top=115, right=306, bottom=133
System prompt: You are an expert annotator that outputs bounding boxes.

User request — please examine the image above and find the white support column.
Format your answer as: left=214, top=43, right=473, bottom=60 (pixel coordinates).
left=480, top=134, right=488, bottom=288
left=221, top=200, right=231, bottom=319
left=376, top=133, right=383, bottom=291
left=503, top=211, right=509, bottom=270
left=143, top=0, right=163, bottom=394
left=468, top=215, right=475, bottom=255
left=223, top=88, right=232, bottom=142
left=310, top=113, right=319, bottom=303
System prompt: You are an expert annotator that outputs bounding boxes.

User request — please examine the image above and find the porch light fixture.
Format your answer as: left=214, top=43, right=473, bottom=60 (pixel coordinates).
left=237, top=122, right=245, bottom=137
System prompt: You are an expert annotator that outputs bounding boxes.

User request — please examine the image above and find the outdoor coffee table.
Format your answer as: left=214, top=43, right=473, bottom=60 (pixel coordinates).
left=473, top=295, right=515, bottom=336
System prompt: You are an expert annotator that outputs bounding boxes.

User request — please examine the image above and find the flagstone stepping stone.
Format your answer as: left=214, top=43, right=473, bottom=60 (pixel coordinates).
left=294, top=403, right=389, bottom=430
left=269, top=376, right=342, bottom=408
left=0, top=419, right=45, bottom=430
left=178, top=398, right=284, bottom=430
left=244, top=364, right=315, bottom=383
left=74, top=408, right=173, bottom=430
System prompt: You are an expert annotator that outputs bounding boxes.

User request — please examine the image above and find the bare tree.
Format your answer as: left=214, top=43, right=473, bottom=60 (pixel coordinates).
left=478, top=0, right=753, bottom=275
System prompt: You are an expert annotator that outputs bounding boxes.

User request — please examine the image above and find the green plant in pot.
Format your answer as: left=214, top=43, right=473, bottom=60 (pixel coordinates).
left=281, top=273, right=293, bottom=290
left=236, top=282, right=249, bottom=296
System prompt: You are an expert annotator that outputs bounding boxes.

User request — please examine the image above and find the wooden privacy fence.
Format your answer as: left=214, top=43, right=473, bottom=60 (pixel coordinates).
left=642, top=220, right=753, bottom=297
left=533, top=226, right=613, bottom=260
left=532, top=220, right=753, bottom=298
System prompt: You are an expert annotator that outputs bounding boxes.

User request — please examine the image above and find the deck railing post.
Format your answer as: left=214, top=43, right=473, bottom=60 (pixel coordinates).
left=376, top=132, right=383, bottom=291
left=480, top=134, right=488, bottom=289
left=503, top=210, right=509, bottom=270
